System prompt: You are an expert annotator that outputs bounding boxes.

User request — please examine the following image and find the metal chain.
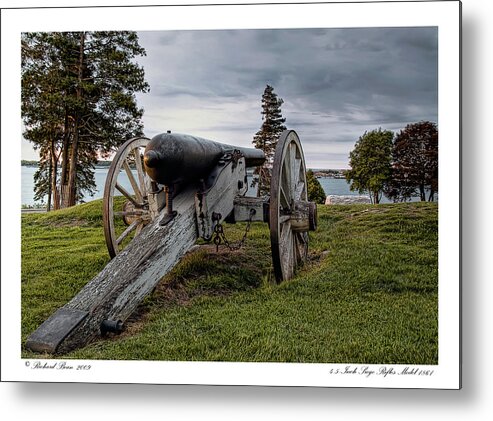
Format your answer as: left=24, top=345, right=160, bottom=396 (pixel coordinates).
left=213, top=208, right=256, bottom=252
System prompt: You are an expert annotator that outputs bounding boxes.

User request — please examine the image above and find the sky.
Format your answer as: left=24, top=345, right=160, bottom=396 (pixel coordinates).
left=21, top=26, right=438, bottom=169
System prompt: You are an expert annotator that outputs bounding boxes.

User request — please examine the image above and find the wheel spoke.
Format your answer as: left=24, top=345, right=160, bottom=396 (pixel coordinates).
left=281, top=159, right=290, bottom=199
left=280, top=223, right=294, bottom=279
left=116, top=219, right=141, bottom=245
left=294, top=181, right=305, bottom=201
left=135, top=222, right=145, bottom=236
left=294, top=232, right=308, bottom=264
left=293, top=233, right=300, bottom=265
left=293, top=157, right=303, bottom=198
left=294, top=157, right=302, bottom=183
left=290, top=143, right=297, bottom=197
left=279, top=214, right=290, bottom=224
left=115, top=182, right=141, bottom=207
left=123, top=160, right=143, bottom=203
left=134, top=148, right=147, bottom=198
left=280, top=185, right=291, bottom=210
left=114, top=210, right=146, bottom=217
left=282, top=146, right=292, bottom=199
left=297, top=231, right=308, bottom=244
left=281, top=157, right=294, bottom=207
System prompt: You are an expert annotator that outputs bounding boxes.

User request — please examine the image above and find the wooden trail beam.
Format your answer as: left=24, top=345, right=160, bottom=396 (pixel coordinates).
left=25, top=187, right=199, bottom=354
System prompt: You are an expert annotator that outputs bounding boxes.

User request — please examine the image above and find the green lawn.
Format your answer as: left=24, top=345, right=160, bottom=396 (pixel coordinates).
left=21, top=200, right=438, bottom=364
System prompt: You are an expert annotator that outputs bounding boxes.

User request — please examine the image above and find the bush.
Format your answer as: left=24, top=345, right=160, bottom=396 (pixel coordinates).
left=307, top=170, right=326, bottom=204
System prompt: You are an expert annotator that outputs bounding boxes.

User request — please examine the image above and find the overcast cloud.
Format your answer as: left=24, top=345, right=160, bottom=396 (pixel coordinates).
left=133, top=26, right=437, bottom=169
left=21, top=27, right=438, bottom=169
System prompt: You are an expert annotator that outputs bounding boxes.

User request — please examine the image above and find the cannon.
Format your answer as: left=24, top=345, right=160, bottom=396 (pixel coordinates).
left=143, top=132, right=265, bottom=185
left=25, top=129, right=317, bottom=354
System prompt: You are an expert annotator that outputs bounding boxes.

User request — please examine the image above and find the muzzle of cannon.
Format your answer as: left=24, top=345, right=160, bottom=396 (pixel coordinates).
left=25, top=129, right=318, bottom=354
left=143, top=132, right=265, bottom=186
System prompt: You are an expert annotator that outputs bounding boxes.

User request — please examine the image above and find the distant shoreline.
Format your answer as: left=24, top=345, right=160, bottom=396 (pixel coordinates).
left=21, top=162, right=345, bottom=172
left=22, top=161, right=113, bottom=169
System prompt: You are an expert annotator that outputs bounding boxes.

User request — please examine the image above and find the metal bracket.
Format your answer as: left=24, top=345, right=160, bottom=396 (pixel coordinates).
left=160, top=185, right=178, bottom=226
left=195, top=154, right=248, bottom=240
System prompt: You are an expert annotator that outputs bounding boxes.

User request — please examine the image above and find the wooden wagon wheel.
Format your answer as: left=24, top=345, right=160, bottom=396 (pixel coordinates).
left=103, top=136, right=152, bottom=258
left=270, top=130, right=311, bottom=283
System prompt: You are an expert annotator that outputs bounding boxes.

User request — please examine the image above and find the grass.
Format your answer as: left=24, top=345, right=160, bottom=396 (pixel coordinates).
left=21, top=199, right=438, bottom=364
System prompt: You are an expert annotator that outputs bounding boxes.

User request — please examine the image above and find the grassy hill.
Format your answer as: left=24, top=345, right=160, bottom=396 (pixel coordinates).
left=21, top=199, right=438, bottom=364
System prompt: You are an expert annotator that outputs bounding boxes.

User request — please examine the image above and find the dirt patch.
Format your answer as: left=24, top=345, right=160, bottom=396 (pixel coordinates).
left=118, top=245, right=264, bottom=337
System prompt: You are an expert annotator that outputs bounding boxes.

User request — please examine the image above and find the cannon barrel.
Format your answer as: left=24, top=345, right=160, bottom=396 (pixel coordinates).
left=143, top=132, right=265, bottom=186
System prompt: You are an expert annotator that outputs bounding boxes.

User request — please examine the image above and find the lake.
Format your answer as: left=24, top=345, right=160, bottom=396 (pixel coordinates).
left=21, top=165, right=407, bottom=206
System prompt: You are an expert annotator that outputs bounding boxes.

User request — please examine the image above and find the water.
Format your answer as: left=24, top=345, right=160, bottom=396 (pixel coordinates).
left=317, top=177, right=360, bottom=197
left=317, top=177, right=391, bottom=203
left=21, top=166, right=259, bottom=206
left=22, top=166, right=133, bottom=206
left=21, top=166, right=431, bottom=206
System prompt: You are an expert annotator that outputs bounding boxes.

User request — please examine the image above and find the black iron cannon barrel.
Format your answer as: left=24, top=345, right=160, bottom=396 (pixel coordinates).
left=143, top=132, right=265, bottom=186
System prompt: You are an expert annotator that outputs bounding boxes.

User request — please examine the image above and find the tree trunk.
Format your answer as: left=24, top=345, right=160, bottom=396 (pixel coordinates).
left=59, top=110, right=71, bottom=208
left=368, top=190, right=380, bottom=205
left=50, top=139, right=60, bottom=210
left=67, top=117, right=80, bottom=206
left=64, top=32, right=86, bottom=207
left=372, top=190, right=380, bottom=204
left=46, top=142, right=52, bottom=212
left=419, top=183, right=426, bottom=201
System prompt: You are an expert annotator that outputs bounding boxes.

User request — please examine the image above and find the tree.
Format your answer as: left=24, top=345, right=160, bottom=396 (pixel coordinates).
left=386, top=121, right=438, bottom=202
left=252, top=85, right=286, bottom=196
left=22, top=31, right=149, bottom=209
left=306, top=170, right=326, bottom=204
left=345, top=128, right=393, bottom=204
left=22, top=33, right=66, bottom=210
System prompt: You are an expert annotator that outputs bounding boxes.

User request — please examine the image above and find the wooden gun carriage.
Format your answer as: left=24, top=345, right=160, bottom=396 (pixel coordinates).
left=26, top=130, right=317, bottom=354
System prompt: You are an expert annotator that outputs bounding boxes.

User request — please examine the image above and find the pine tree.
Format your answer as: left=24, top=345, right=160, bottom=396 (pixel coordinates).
left=22, top=32, right=66, bottom=209
left=252, top=85, right=286, bottom=196
left=21, top=31, right=149, bottom=208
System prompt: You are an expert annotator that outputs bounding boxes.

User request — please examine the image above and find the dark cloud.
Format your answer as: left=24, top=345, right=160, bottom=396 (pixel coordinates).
left=136, top=26, right=438, bottom=168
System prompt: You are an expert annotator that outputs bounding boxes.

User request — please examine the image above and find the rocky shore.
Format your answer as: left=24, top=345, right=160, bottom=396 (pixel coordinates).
left=325, top=195, right=371, bottom=205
